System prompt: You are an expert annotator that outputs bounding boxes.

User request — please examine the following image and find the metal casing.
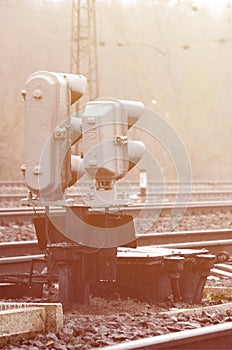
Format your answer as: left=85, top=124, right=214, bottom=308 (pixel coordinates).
left=82, top=100, right=129, bottom=182
left=24, top=71, right=72, bottom=200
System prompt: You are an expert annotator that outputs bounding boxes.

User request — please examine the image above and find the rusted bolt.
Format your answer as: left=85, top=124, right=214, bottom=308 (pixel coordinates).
left=216, top=251, right=230, bottom=263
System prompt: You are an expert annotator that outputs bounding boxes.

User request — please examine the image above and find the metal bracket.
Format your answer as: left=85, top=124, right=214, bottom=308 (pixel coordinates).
left=114, top=135, right=128, bottom=145
left=54, top=127, right=66, bottom=139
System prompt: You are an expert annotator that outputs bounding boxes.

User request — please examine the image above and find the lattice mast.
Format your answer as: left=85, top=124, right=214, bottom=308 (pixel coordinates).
left=70, top=0, right=99, bottom=104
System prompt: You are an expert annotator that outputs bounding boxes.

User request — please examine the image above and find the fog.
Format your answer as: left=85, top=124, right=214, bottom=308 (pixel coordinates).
left=0, top=0, right=232, bottom=181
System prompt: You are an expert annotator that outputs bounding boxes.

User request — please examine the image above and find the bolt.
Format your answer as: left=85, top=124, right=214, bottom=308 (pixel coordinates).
left=20, top=164, right=26, bottom=175
left=33, top=89, right=42, bottom=99
left=33, top=165, right=41, bottom=175
left=21, top=89, right=26, bottom=100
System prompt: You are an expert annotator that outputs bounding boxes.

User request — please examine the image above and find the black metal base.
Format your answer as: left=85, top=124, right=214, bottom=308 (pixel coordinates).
left=93, top=248, right=215, bottom=305
left=46, top=244, right=117, bottom=308
left=33, top=208, right=215, bottom=308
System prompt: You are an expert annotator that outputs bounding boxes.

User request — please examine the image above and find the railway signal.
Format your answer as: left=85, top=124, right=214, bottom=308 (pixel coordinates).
left=21, top=71, right=215, bottom=310
left=22, top=71, right=87, bottom=202
left=22, top=71, right=145, bottom=207
left=21, top=70, right=146, bottom=307
left=77, top=98, right=145, bottom=207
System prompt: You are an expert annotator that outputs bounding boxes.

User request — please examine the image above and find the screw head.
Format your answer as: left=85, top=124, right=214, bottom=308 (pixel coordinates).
left=33, top=89, right=43, bottom=99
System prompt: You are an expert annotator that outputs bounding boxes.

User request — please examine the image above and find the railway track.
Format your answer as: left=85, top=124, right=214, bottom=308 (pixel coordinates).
left=0, top=231, right=231, bottom=274
left=0, top=239, right=231, bottom=349
left=1, top=181, right=232, bottom=208
left=0, top=207, right=45, bottom=224
left=0, top=226, right=231, bottom=303
left=1, top=189, right=232, bottom=201
left=101, top=321, right=232, bottom=350
left=137, top=228, right=232, bottom=261
left=1, top=201, right=232, bottom=225
left=1, top=180, right=232, bottom=189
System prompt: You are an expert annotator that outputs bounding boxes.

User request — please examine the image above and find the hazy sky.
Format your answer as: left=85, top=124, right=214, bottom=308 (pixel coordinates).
left=1, top=0, right=232, bottom=180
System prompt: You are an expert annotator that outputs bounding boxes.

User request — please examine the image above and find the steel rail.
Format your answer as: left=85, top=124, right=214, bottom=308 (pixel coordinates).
left=1, top=201, right=232, bottom=224
left=1, top=180, right=232, bottom=187
left=136, top=228, right=232, bottom=245
left=0, top=237, right=230, bottom=288
left=0, top=240, right=43, bottom=257
left=0, top=254, right=45, bottom=274
left=100, top=322, right=232, bottom=350
left=1, top=189, right=232, bottom=199
left=136, top=229, right=232, bottom=258
left=1, top=180, right=232, bottom=198
left=0, top=230, right=231, bottom=272
left=0, top=207, right=45, bottom=224
left=0, top=231, right=228, bottom=255
left=0, top=227, right=232, bottom=257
